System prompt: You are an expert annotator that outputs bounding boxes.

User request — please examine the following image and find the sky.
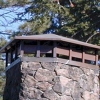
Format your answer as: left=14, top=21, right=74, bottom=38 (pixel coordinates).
left=0, top=7, right=26, bottom=39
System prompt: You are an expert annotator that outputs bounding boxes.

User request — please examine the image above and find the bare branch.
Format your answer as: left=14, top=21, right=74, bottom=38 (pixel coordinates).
left=86, top=32, right=100, bottom=43
left=0, top=32, right=11, bottom=35
left=71, top=19, right=100, bottom=39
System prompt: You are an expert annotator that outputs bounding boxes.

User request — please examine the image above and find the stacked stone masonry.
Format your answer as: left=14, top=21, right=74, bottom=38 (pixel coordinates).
left=3, top=62, right=99, bottom=100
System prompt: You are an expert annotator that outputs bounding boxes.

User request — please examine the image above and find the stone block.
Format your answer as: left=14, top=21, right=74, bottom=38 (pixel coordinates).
left=59, top=95, right=73, bottom=100
left=41, top=62, right=57, bottom=71
left=53, top=83, right=66, bottom=95
left=24, top=74, right=36, bottom=87
left=82, top=91, right=91, bottom=100
left=53, top=76, right=71, bottom=86
left=55, top=68, right=70, bottom=78
left=28, top=62, right=41, bottom=71
left=43, top=89, right=59, bottom=100
left=35, top=68, right=55, bottom=82
left=36, top=82, right=52, bottom=91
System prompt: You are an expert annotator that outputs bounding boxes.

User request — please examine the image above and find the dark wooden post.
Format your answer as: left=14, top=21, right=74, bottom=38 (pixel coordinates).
left=15, top=44, right=18, bottom=59
left=6, top=50, right=8, bottom=67
left=53, top=41, right=57, bottom=57
left=10, top=48, right=13, bottom=63
left=36, top=41, right=40, bottom=57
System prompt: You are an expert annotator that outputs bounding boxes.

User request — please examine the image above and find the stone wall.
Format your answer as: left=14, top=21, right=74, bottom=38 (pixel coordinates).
left=3, top=61, right=99, bottom=100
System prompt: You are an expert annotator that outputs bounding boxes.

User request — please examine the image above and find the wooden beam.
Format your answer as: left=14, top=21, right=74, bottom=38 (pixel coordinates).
left=56, top=47, right=69, bottom=56
left=84, top=53, right=95, bottom=61
left=5, top=58, right=21, bottom=72
left=20, top=57, right=99, bottom=70
left=71, top=51, right=82, bottom=58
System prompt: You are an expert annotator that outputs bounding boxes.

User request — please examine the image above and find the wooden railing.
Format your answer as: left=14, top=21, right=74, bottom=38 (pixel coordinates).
left=5, top=40, right=99, bottom=67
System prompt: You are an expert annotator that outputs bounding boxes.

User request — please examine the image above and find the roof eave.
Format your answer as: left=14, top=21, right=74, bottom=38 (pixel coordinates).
left=0, top=38, right=16, bottom=53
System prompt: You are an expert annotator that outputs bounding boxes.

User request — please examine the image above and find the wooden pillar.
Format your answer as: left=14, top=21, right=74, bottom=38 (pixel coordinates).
left=82, top=47, right=85, bottom=63
left=53, top=41, right=57, bottom=57
left=69, top=44, right=72, bottom=60
left=15, top=44, right=18, bottom=59
left=6, top=50, right=8, bottom=67
left=95, top=49, right=98, bottom=65
left=36, top=41, right=40, bottom=57
left=20, top=41, right=24, bottom=57
left=10, top=48, right=13, bottom=63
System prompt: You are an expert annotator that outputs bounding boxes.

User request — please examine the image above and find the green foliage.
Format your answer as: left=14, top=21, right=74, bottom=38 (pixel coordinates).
left=0, top=0, right=100, bottom=44
left=0, top=59, right=5, bottom=100
left=0, top=38, right=7, bottom=48
left=5, top=0, right=99, bottom=44
left=0, top=38, right=7, bottom=99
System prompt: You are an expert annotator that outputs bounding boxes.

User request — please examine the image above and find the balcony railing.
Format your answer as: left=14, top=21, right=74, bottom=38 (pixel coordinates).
left=0, top=34, right=100, bottom=70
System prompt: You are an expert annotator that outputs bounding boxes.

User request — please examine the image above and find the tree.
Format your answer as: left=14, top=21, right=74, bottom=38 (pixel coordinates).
left=0, top=59, right=5, bottom=100
left=0, top=38, right=7, bottom=48
left=0, top=0, right=100, bottom=44
left=0, top=38, right=7, bottom=100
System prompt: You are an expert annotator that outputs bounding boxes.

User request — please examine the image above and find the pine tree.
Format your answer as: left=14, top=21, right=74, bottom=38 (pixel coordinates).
left=0, top=0, right=100, bottom=43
